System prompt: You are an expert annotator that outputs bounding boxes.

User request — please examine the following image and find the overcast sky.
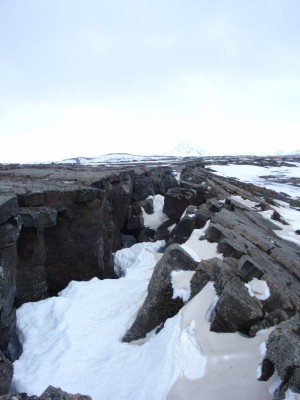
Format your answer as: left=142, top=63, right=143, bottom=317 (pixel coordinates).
left=0, top=0, right=299, bottom=162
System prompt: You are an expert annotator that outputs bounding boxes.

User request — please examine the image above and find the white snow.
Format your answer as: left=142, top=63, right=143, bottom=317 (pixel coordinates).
left=230, top=195, right=258, bottom=209
left=245, top=278, right=270, bottom=300
left=259, top=201, right=300, bottom=246
left=13, top=265, right=276, bottom=400
left=172, top=171, right=181, bottom=183
left=211, top=164, right=300, bottom=199
left=113, top=240, right=164, bottom=277
left=167, top=283, right=277, bottom=400
left=182, top=221, right=223, bottom=262
left=143, top=195, right=168, bottom=230
left=284, top=390, right=300, bottom=400
left=171, top=270, right=195, bottom=302
left=13, top=241, right=204, bottom=400
left=229, top=196, right=300, bottom=247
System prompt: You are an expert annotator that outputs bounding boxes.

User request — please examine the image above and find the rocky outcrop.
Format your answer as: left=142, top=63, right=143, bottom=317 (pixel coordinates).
left=0, top=352, right=13, bottom=396
left=123, top=189, right=300, bottom=342
left=0, top=163, right=179, bottom=394
left=163, top=188, right=196, bottom=220
left=259, top=315, right=300, bottom=399
left=0, top=196, right=20, bottom=357
left=0, top=385, right=92, bottom=400
left=122, top=244, right=199, bottom=342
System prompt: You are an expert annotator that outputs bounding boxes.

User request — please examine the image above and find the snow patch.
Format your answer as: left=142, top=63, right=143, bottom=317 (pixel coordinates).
left=183, top=221, right=223, bottom=262
left=245, top=278, right=270, bottom=300
left=171, top=270, right=195, bottom=302
left=284, top=389, right=300, bottom=400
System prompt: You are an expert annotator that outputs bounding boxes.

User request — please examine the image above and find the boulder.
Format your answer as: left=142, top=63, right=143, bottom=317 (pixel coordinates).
left=163, top=188, right=197, bottom=220
left=124, top=204, right=144, bottom=232
left=210, top=276, right=264, bottom=334
left=122, top=244, right=199, bottom=342
left=260, top=315, right=300, bottom=399
left=153, top=219, right=176, bottom=242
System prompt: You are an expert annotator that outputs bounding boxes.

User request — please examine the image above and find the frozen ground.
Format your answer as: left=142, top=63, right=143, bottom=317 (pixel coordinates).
left=12, top=196, right=300, bottom=400
left=211, top=164, right=300, bottom=198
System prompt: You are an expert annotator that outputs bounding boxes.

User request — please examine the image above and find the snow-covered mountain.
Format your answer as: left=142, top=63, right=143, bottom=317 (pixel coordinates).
left=164, top=140, right=211, bottom=157
left=59, top=142, right=210, bottom=165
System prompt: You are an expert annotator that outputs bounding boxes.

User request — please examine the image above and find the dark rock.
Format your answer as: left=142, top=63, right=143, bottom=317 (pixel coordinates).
left=122, top=244, right=199, bottom=342
left=153, top=219, right=176, bottom=241
left=163, top=188, right=197, bottom=221
left=137, top=227, right=155, bottom=243
left=235, top=255, right=264, bottom=281
left=217, top=238, right=246, bottom=259
left=121, top=234, right=137, bottom=248
left=260, top=315, right=300, bottom=399
left=0, top=351, right=13, bottom=395
left=136, top=198, right=154, bottom=214
left=19, top=207, right=57, bottom=228
left=171, top=206, right=197, bottom=244
left=249, top=309, right=290, bottom=336
left=271, top=210, right=288, bottom=225
left=0, top=196, right=18, bottom=225
left=15, top=226, right=49, bottom=306
left=0, top=218, right=21, bottom=249
left=124, top=204, right=144, bottom=232
left=0, top=386, right=92, bottom=400
left=210, top=277, right=264, bottom=334
left=0, top=240, right=18, bottom=353
left=295, top=230, right=300, bottom=235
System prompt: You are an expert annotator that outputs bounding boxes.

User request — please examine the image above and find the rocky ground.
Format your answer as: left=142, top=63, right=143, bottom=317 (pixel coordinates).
left=0, top=156, right=299, bottom=399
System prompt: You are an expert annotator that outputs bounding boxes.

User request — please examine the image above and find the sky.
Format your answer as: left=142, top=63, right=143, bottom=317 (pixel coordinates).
left=0, top=0, right=299, bottom=163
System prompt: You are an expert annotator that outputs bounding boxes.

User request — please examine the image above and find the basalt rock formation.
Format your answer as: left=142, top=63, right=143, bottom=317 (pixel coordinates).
left=0, top=158, right=299, bottom=399
left=0, top=162, right=178, bottom=394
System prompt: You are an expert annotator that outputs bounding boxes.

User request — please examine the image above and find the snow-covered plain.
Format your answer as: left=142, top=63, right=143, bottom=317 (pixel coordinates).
left=211, top=164, right=300, bottom=198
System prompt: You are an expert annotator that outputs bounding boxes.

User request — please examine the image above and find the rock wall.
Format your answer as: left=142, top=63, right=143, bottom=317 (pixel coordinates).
left=0, top=165, right=178, bottom=369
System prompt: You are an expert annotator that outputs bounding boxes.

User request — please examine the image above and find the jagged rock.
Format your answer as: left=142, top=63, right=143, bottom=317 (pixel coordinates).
left=171, top=206, right=198, bottom=244
left=0, top=218, right=21, bottom=249
left=210, top=277, right=264, bottom=334
left=131, top=169, right=178, bottom=202
left=136, top=198, right=153, bottom=214
left=235, top=255, right=264, bottom=281
left=249, top=309, right=290, bottom=336
left=122, top=244, right=199, bottom=342
left=271, top=210, right=288, bottom=225
left=15, top=226, right=49, bottom=306
left=0, top=195, right=18, bottom=225
left=19, top=207, right=57, bottom=228
left=121, top=234, right=137, bottom=248
left=260, top=315, right=300, bottom=399
left=137, top=227, right=155, bottom=242
left=0, top=352, right=13, bottom=395
left=0, top=385, right=92, bottom=400
left=163, top=188, right=197, bottom=220
left=124, top=204, right=144, bottom=232
left=153, top=219, right=176, bottom=241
